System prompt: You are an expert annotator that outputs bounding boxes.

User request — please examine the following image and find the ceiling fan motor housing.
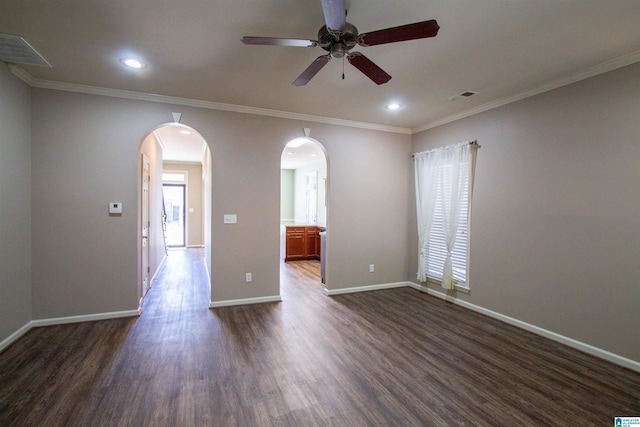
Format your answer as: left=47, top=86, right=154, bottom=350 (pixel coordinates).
left=319, top=23, right=358, bottom=56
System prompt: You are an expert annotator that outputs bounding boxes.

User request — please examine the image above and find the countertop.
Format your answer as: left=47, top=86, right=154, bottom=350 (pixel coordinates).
left=281, top=221, right=326, bottom=230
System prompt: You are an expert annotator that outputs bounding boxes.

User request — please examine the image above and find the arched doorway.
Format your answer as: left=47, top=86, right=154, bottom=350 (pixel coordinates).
left=138, top=123, right=212, bottom=306
left=280, top=137, right=328, bottom=290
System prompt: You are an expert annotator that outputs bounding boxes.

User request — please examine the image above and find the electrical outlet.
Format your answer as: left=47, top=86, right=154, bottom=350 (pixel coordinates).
left=245, top=273, right=252, bottom=283
left=369, top=264, right=375, bottom=273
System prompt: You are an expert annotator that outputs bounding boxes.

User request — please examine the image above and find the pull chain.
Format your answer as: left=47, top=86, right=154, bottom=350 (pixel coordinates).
left=342, top=55, right=345, bottom=80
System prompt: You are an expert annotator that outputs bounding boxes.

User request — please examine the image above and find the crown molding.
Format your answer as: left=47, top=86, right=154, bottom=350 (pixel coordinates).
left=9, top=49, right=640, bottom=136
left=7, top=63, right=36, bottom=85
left=412, top=49, right=640, bottom=134
left=6, top=64, right=411, bottom=135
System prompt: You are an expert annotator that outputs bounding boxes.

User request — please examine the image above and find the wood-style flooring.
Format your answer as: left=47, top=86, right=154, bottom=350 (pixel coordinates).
left=1, top=248, right=639, bottom=426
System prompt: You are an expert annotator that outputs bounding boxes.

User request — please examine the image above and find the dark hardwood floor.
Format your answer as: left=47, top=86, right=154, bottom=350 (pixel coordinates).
left=1, top=248, right=639, bottom=426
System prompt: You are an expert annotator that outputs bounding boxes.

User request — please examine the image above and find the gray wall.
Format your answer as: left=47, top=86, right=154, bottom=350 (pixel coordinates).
left=409, top=62, right=640, bottom=362
left=0, top=64, right=32, bottom=342
left=28, top=88, right=411, bottom=316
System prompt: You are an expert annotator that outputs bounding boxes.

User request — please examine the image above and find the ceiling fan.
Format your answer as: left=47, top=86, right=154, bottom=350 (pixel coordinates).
left=241, top=0, right=440, bottom=86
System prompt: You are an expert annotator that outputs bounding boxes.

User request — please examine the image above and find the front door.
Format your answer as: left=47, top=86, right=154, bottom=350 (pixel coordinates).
left=162, top=184, right=186, bottom=247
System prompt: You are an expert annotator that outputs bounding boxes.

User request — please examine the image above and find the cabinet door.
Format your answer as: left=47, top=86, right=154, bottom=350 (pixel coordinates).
left=316, top=231, right=321, bottom=257
left=306, top=227, right=320, bottom=258
left=285, top=230, right=306, bottom=261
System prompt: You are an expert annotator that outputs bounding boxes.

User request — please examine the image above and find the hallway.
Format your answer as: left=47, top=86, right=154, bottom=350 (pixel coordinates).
left=142, top=248, right=325, bottom=313
left=1, top=249, right=639, bottom=425
left=142, top=248, right=212, bottom=313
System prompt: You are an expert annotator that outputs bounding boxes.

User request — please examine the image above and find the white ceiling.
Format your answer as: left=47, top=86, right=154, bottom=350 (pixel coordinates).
left=281, top=138, right=326, bottom=169
left=154, top=125, right=206, bottom=164
left=1, top=1, right=639, bottom=133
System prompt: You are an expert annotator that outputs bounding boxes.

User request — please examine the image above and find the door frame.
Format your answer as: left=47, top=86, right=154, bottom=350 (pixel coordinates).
left=141, top=155, right=151, bottom=298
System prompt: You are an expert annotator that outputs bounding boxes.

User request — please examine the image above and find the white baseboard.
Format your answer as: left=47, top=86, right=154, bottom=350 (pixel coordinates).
left=0, top=321, right=34, bottom=353
left=209, top=295, right=281, bottom=308
left=31, top=309, right=140, bottom=328
left=150, top=253, right=168, bottom=285
left=1, top=309, right=140, bottom=353
left=408, top=281, right=640, bottom=373
left=324, top=281, right=411, bottom=296
left=202, top=258, right=212, bottom=302
left=138, top=253, right=169, bottom=313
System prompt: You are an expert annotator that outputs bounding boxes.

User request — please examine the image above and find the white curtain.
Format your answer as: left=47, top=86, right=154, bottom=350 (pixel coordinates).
left=414, top=142, right=474, bottom=289
left=414, top=151, right=438, bottom=282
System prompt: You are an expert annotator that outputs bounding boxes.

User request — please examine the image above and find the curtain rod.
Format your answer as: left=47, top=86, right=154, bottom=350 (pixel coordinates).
left=411, top=140, right=479, bottom=158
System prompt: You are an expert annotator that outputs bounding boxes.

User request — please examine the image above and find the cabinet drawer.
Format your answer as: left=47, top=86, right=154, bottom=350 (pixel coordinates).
left=286, top=227, right=306, bottom=233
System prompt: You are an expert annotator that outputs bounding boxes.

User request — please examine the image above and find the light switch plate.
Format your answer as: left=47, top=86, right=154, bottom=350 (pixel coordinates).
left=109, top=202, right=123, bottom=214
left=224, top=214, right=237, bottom=224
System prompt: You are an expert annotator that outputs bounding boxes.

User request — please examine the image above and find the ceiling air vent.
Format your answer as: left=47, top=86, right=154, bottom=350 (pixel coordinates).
left=448, top=90, right=477, bottom=101
left=0, top=33, right=52, bottom=67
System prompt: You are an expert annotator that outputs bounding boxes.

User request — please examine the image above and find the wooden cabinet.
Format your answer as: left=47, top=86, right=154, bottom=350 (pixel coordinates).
left=285, top=227, right=306, bottom=261
left=285, top=226, right=321, bottom=261
left=306, top=228, right=319, bottom=258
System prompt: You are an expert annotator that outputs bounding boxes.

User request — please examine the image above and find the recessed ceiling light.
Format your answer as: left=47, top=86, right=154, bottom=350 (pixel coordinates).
left=386, top=103, right=401, bottom=110
left=179, top=130, right=191, bottom=135
left=286, top=138, right=310, bottom=148
left=120, top=58, right=146, bottom=69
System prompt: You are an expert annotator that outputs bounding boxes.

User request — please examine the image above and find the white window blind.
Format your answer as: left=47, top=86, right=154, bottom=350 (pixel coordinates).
left=414, top=141, right=477, bottom=289
left=423, top=163, right=470, bottom=284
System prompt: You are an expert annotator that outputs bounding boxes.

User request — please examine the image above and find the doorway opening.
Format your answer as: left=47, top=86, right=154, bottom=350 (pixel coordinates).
left=138, top=123, right=212, bottom=308
left=162, top=183, right=186, bottom=247
left=280, top=137, right=328, bottom=294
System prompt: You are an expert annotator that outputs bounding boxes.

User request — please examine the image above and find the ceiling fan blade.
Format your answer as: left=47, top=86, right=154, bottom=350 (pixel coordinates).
left=320, top=0, right=347, bottom=32
left=357, top=19, right=440, bottom=47
left=241, top=36, right=317, bottom=48
left=293, top=55, right=331, bottom=86
left=347, top=52, right=391, bottom=85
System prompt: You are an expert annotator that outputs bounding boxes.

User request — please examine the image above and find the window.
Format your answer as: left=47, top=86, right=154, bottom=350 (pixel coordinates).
left=414, top=142, right=477, bottom=289
left=424, top=163, right=470, bottom=285
left=162, top=172, right=185, bottom=182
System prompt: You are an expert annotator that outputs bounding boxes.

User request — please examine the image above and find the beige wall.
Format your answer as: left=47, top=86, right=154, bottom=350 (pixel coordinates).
left=28, top=89, right=411, bottom=315
left=163, top=162, right=204, bottom=247
left=321, top=125, right=411, bottom=289
left=31, top=92, right=151, bottom=318
left=409, top=62, right=640, bottom=362
left=0, top=63, right=32, bottom=343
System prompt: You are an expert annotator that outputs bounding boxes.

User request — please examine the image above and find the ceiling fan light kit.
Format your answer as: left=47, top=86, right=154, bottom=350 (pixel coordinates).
left=241, top=0, right=439, bottom=86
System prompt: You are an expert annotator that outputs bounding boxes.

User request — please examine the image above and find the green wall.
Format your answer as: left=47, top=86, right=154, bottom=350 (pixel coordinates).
left=280, top=169, right=294, bottom=220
